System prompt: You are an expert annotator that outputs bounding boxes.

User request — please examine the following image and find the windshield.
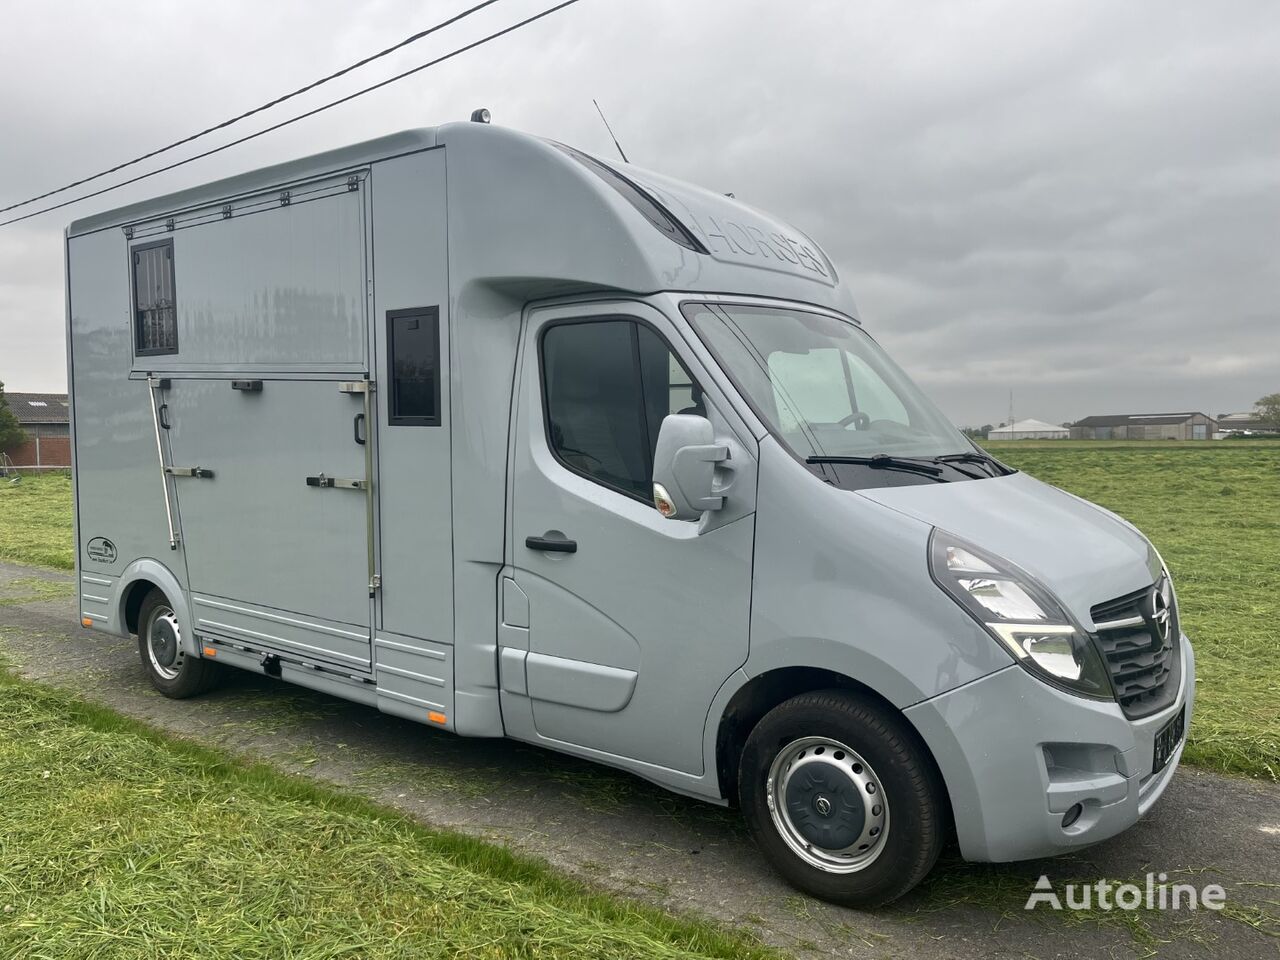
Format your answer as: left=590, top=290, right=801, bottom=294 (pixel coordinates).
left=686, top=303, right=973, bottom=461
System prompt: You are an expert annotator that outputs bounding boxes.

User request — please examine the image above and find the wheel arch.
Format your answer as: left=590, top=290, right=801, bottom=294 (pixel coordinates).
left=714, top=666, right=955, bottom=834
left=114, top=558, right=196, bottom=653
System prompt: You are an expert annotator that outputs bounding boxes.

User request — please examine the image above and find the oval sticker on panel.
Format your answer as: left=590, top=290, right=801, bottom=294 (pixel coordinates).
left=86, top=537, right=117, bottom=564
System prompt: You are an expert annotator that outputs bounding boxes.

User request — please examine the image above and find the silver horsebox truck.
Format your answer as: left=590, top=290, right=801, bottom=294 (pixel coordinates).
left=65, top=117, right=1193, bottom=906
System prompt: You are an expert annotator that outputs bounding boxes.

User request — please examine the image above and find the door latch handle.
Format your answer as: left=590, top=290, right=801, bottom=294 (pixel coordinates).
left=306, top=474, right=366, bottom=490
left=525, top=535, right=577, bottom=554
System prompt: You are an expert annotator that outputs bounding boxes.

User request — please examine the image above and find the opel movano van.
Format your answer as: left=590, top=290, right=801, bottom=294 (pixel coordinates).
left=65, top=118, right=1193, bottom=905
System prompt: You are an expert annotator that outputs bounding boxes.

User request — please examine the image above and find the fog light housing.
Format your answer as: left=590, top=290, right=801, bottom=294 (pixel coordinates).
left=1062, top=803, right=1084, bottom=829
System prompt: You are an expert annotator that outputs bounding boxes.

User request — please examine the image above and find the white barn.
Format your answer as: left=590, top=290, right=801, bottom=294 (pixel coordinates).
left=988, top=418, right=1069, bottom=440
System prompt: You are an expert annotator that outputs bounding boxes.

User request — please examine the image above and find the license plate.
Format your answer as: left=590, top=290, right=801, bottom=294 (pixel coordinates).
left=1152, top=705, right=1186, bottom=774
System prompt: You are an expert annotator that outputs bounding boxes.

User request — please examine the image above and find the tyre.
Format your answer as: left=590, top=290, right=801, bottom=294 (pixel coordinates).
left=136, top=588, right=221, bottom=698
left=738, top=689, right=944, bottom=907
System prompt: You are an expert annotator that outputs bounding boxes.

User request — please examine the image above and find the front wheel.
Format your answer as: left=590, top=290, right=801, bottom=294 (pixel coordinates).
left=738, top=689, right=945, bottom=907
left=136, top=589, right=221, bottom=698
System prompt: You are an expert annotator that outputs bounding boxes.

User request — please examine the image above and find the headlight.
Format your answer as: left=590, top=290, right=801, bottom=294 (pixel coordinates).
left=929, top=530, right=1113, bottom=700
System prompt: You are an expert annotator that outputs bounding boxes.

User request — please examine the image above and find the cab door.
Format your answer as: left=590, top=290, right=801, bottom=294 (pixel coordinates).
left=503, top=302, right=756, bottom=777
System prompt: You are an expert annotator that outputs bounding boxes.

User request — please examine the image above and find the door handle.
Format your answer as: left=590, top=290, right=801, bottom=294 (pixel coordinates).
left=353, top=412, right=366, bottom=446
left=306, top=474, right=367, bottom=490
left=525, top=535, right=577, bottom=554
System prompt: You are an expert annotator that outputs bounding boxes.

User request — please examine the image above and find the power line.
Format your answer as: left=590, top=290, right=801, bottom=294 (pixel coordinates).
left=0, top=0, right=506, bottom=217
left=0, top=0, right=584, bottom=230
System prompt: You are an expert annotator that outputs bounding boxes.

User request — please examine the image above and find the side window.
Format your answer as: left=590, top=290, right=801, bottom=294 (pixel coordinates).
left=132, top=240, right=178, bottom=356
left=387, top=307, right=440, bottom=426
left=541, top=319, right=699, bottom=502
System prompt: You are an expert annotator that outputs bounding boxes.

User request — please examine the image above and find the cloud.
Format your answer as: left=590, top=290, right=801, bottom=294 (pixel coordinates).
left=1, top=0, right=1276, bottom=424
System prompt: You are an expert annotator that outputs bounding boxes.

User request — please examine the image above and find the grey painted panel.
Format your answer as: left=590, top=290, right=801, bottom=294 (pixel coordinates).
left=373, top=635, right=447, bottom=677
left=905, top=635, right=1194, bottom=861
left=499, top=646, right=528, bottom=696
left=165, top=378, right=372, bottom=654
left=68, top=229, right=184, bottom=589
left=525, top=651, right=638, bottom=712
left=79, top=572, right=115, bottom=627
left=193, top=594, right=370, bottom=670
left=370, top=151, right=454, bottom=647
left=746, top=438, right=1012, bottom=707
left=436, top=123, right=857, bottom=315
left=133, top=185, right=366, bottom=369
left=373, top=634, right=453, bottom=728
left=509, top=303, right=757, bottom=777
left=856, top=471, right=1155, bottom=626
left=70, top=130, right=439, bottom=237
left=502, top=576, right=529, bottom=629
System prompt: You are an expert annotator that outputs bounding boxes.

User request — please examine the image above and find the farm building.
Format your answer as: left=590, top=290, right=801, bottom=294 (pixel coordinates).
left=4, top=392, right=71, bottom=469
left=1070, top=412, right=1216, bottom=441
left=1216, top=411, right=1278, bottom=435
left=988, top=419, right=1069, bottom=440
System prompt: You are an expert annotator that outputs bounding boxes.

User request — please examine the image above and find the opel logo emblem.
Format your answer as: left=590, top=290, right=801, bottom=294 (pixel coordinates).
left=815, top=796, right=832, bottom=817
left=1150, top=588, right=1171, bottom=643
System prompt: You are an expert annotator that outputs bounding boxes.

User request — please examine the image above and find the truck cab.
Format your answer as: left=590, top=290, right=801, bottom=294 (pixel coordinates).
left=65, top=120, right=1193, bottom=906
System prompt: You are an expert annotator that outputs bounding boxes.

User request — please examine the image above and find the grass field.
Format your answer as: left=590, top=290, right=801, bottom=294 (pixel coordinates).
left=1, top=445, right=1276, bottom=781
left=0, top=668, right=774, bottom=960
left=0, top=472, right=73, bottom=570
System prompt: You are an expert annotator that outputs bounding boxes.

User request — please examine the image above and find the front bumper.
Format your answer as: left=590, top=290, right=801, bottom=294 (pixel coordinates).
left=904, top=633, right=1195, bottom=862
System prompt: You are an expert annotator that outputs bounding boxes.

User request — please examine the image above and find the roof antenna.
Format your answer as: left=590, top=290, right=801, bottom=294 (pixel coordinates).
left=593, top=99, right=630, bottom=163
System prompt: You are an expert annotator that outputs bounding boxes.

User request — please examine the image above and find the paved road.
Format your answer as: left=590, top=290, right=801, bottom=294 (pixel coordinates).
left=1, top=560, right=1276, bottom=959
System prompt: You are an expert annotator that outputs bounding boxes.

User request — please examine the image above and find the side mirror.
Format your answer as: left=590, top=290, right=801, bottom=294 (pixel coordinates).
left=652, top=414, right=729, bottom=521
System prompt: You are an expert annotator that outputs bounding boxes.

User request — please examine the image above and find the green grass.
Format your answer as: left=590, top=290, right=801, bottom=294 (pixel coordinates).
left=984, top=440, right=1280, bottom=780
left=0, top=472, right=73, bottom=570
left=0, top=668, right=776, bottom=960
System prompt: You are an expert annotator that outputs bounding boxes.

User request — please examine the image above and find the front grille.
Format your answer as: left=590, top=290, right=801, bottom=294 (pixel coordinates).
left=1090, top=577, right=1181, bottom=719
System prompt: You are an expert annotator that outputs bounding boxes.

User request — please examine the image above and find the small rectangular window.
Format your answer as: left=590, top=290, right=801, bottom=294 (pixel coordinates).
left=387, top=307, right=441, bottom=426
left=132, top=240, right=178, bottom=356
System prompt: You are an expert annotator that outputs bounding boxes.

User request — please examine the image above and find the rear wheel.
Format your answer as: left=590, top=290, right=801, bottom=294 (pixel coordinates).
left=738, top=689, right=944, bottom=907
left=136, top=589, right=221, bottom=698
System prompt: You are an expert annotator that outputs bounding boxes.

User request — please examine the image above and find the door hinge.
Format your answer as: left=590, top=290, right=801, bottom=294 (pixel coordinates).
left=370, top=574, right=382, bottom=591
left=165, top=466, right=216, bottom=479
left=338, top=380, right=373, bottom=394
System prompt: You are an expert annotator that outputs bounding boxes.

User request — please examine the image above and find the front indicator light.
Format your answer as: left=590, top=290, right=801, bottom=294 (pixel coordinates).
left=930, top=530, right=1113, bottom=700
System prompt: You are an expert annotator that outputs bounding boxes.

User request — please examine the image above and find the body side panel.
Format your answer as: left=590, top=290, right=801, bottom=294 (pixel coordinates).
left=746, top=438, right=1012, bottom=707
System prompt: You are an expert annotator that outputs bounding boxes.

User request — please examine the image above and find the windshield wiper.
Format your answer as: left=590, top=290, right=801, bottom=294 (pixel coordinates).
left=806, top=454, right=944, bottom=477
left=935, top=451, right=1012, bottom=477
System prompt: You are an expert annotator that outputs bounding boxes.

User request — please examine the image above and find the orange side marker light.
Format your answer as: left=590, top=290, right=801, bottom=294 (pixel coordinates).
left=81, top=617, right=93, bottom=628
left=427, top=711, right=447, bottom=725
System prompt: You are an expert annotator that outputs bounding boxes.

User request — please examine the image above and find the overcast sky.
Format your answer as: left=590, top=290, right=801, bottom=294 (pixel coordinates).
left=2, top=0, right=1276, bottom=425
